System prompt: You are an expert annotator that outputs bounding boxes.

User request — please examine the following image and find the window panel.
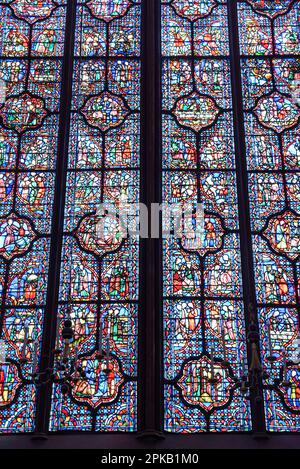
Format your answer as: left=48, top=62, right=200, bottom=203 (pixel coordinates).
left=162, top=0, right=251, bottom=433
left=238, top=0, right=300, bottom=432
left=49, top=0, right=141, bottom=433
left=0, top=0, right=67, bottom=433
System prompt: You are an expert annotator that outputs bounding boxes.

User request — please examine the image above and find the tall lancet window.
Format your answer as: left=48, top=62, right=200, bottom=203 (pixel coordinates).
left=49, top=0, right=141, bottom=433
left=0, top=0, right=299, bottom=437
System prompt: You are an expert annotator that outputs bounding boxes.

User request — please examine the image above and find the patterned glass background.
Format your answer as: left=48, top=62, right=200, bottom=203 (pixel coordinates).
left=162, top=0, right=251, bottom=432
left=0, top=0, right=67, bottom=433
left=49, top=0, right=141, bottom=432
left=0, top=0, right=299, bottom=436
left=238, top=0, right=300, bottom=432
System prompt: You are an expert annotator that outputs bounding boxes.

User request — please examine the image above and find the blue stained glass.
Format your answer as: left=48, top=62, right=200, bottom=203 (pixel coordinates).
left=49, top=0, right=141, bottom=432
left=0, top=0, right=298, bottom=437
left=162, top=0, right=251, bottom=433
left=239, top=0, right=300, bottom=431
left=0, top=0, right=66, bottom=433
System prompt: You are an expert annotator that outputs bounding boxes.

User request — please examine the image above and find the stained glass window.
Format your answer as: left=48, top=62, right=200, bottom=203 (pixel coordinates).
left=0, top=0, right=67, bottom=433
left=162, top=0, right=251, bottom=432
left=0, top=0, right=299, bottom=438
left=162, top=0, right=300, bottom=434
left=238, top=0, right=300, bottom=432
left=49, top=1, right=141, bottom=432
left=0, top=0, right=140, bottom=434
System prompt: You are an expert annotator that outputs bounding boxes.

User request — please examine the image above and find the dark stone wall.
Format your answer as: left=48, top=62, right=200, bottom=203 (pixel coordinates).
left=0, top=433, right=300, bottom=449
